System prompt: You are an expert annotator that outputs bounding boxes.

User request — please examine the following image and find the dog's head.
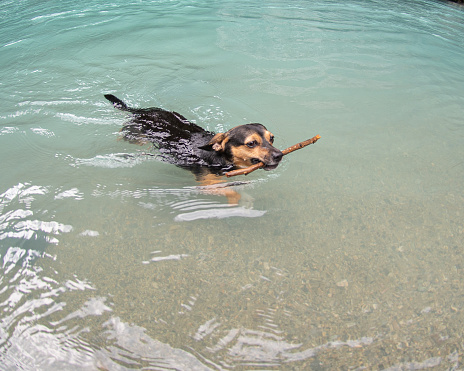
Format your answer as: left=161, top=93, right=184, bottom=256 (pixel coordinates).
left=200, top=124, right=283, bottom=170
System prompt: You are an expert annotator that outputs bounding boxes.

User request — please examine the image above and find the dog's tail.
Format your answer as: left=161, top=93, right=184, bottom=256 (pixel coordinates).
left=104, top=94, right=131, bottom=112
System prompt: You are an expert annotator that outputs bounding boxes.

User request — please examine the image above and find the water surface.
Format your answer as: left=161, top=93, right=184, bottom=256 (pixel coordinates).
left=1, top=0, right=464, bottom=369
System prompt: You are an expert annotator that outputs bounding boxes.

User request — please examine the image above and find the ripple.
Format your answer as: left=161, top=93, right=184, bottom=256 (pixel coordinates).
left=98, top=317, right=212, bottom=370
left=54, top=188, right=84, bottom=201
left=2, top=39, right=24, bottom=48
left=55, top=112, right=114, bottom=125
left=30, top=127, right=55, bottom=138
left=1, top=252, right=214, bottom=370
left=174, top=205, right=266, bottom=221
left=71, top=152, right=152, bottom=168
left=78, top=230, right=100, bottom=237
left=142, top=251, right=189, bottom=264
left=0, top=183, right=72, bottom=246
left=0, top=249, right=101, bottom=370
left=0, top=220, right=72, bottom=244
left=0, top=127, right=19, bottom=135
left=88, top=180, right=266, bottom=221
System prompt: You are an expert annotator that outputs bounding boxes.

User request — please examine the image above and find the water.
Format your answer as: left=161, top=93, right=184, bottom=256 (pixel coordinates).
left=1, top=0, right=464, bottom=369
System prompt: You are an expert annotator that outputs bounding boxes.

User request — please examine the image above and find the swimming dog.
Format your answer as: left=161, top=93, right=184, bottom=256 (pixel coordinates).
left=105, top=94, right=283, bottom=203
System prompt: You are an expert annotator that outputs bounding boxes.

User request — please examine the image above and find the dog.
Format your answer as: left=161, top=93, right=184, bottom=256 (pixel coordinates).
left=105, top=94, right=283, bottom=203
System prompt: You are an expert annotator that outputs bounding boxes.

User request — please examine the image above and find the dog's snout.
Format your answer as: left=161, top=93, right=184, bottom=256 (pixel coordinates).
left=272, top=151, right=283, bottom=163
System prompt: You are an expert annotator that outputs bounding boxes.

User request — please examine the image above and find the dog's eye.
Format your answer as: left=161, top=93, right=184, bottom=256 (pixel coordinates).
left=246, top=140, right=258, bottom=148
left=269, top=135, right=274, bottom=143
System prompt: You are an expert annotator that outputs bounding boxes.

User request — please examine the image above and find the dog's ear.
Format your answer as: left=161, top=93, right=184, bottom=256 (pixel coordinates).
left=198, top=133, right=228, bottom=152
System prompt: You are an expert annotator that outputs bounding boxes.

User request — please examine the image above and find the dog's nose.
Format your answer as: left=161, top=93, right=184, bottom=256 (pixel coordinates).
left=272, top=151, right=283, bottom=163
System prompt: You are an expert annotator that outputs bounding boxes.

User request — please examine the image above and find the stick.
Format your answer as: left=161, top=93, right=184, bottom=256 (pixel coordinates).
left=225, top=134, right=321, bottom=177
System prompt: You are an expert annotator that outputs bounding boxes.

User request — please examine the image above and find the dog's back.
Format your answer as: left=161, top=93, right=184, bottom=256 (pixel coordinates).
left=105, top=94, right=231, bottom=170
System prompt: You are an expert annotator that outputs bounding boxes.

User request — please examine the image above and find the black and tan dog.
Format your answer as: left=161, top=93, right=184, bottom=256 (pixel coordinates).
left=105, top=94, right=283, bottom=203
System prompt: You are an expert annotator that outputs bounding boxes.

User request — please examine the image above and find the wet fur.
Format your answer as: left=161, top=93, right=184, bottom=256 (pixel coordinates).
left=105, top=94, right=283, bottom=203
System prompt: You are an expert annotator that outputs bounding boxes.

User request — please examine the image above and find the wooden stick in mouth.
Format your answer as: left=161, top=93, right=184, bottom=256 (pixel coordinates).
left=225, top=134, right=321, bottom=177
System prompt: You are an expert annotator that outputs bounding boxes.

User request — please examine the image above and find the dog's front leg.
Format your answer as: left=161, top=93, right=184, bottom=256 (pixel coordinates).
left=196, top=173, right=242, bottom=205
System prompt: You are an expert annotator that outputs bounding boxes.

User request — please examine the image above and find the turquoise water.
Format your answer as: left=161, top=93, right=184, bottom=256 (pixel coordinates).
left=1, top=0, right=464, bottom=369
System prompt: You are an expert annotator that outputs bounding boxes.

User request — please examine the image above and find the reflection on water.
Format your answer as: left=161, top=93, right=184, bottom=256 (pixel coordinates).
left=0, top=183, right=72, bottom=245
left=0, top=251, right=212, bottom=370
left=1, top=0, right=464, bottom=369
left=1, top=183, right=463, bottom=368
left=173, top=199, right=266, bottom=221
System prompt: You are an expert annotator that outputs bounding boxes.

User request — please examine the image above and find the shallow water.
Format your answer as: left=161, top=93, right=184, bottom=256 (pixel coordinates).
left=1, top=0, right=464, bottom=369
